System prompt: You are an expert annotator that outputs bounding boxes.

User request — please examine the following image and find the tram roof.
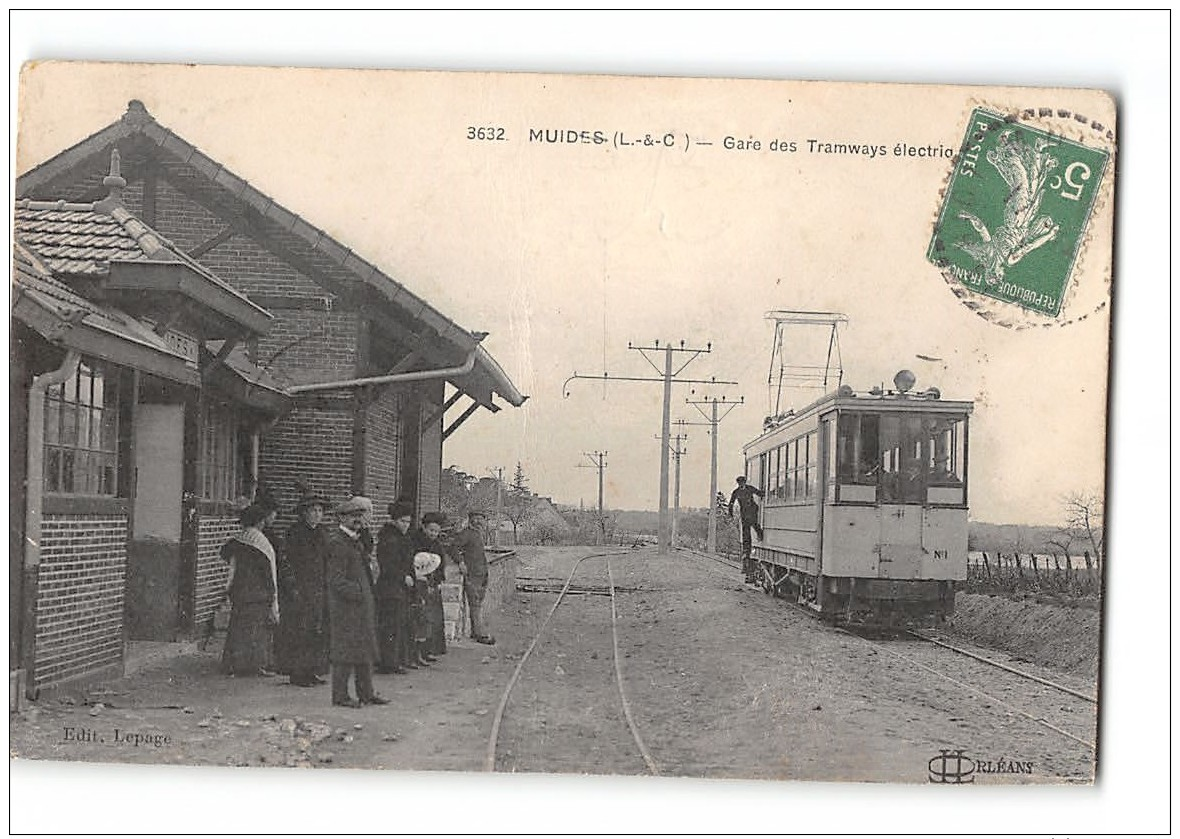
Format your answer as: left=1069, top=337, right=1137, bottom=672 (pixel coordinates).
left=744, top=388, right=973, bottom=450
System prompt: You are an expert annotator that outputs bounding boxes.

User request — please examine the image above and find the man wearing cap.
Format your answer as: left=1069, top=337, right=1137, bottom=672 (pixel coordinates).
left=276, top=488, right=331, bottom=687
left=324, top=497, right=388, bottom=707
left=451, top=511, right=495, bottom=645
left=728, top=476, right=765, bottom=583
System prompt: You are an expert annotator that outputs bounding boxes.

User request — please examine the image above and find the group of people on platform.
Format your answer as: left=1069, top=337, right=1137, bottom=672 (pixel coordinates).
left=218, top=489, right=495, bottom=708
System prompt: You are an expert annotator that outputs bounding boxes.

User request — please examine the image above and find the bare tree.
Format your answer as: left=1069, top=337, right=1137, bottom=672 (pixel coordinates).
left=1063, top=491, right=1105, bottom=566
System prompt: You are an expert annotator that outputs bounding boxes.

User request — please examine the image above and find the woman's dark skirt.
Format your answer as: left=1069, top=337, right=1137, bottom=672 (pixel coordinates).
left=376, top=591, right=412, bottom=670
left=221, top=602, right=273, bottom=676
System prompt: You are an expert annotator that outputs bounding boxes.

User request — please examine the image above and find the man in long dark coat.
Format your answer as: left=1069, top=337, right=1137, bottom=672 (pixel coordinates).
left=375, top=500, right=416, bottom=673
left=324, top=496, right=389, bottom=707
left=275, top=491, right=330, bottom=687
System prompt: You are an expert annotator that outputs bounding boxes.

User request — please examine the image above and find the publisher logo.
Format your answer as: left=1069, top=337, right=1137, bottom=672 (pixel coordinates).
left=928, top=749, right=976, bottom=784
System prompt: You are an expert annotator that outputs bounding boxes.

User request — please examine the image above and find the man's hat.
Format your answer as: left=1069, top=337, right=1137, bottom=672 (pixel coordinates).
left=736, top=475, right=747, bottom=483
left=295, top=491, right=331, bottom=512
left=422, top=510, right=447, bottom=526
left=413, top=551, right=442, bottom=579
left=388, top=500, right=415, bottom=520
left=335, top=496, right=372, bottom=515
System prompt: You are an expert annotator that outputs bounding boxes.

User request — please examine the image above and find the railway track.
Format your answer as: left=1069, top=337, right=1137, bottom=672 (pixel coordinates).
left=486, top=550, right=659, bottom=774
left=678, top=546, right=1098, bottom=753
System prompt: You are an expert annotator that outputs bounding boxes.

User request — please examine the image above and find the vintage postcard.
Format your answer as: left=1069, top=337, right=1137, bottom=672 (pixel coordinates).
left=11, top=61, right=1114, bottom=805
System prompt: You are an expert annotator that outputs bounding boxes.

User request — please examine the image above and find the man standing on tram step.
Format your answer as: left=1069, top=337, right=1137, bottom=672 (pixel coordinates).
left=451, top=510, right=496, bottom=645
left=728, top=476, right=765, bottom=583
left=324, top=496, right=389, bottom=708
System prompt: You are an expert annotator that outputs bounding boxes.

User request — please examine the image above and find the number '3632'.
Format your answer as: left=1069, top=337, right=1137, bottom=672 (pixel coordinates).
left=467, top=126, right=507, bottom=141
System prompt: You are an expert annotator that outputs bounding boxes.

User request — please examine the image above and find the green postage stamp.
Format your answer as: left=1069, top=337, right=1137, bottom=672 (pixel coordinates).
left=928, top=108, right=1110, bottom=318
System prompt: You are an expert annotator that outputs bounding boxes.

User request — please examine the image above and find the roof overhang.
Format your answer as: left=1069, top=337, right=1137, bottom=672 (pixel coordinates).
left=106, top=260, right=273, bottom=338
left=13, top=287, right=199, bottom=386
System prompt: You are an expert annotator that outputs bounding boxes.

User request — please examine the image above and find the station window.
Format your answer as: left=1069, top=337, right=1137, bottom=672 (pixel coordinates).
left=199, top=402, right=250, bottom=501
left=44, top=360, right=121, bottom=496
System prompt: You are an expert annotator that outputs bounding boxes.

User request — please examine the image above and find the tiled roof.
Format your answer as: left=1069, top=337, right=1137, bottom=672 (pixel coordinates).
left=16, top=101, right=526, bottom=409
left=14, top=194, right=270, bottom=327
left=13, top=243, right=193, bottom=363
left=14, top=200, right=148, bottom=276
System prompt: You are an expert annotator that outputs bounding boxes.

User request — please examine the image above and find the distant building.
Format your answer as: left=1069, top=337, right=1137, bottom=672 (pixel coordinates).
left=12, top=101, right=525, bottom=697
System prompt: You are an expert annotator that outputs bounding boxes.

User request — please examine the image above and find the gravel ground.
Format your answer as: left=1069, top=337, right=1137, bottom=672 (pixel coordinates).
left=10, top=545, right=1097, bottom=785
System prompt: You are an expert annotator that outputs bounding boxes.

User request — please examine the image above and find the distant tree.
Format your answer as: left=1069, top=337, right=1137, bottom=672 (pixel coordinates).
left=1063, top=491, right=1105, bottom=566
left=439, top=467, right=470, bottom=521
left=503, top=462, right=533, bottom=544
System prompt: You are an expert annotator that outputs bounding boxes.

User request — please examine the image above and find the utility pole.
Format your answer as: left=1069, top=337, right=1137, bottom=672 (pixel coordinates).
left=564, top=340, right=736, bottom=555
left=577, top=451, right=608, bottom=545
left=680, top=395, right=744, bottom=553
left=656, top=431, right=687, bottom=547
left=670, top=434, right=687, bottom=549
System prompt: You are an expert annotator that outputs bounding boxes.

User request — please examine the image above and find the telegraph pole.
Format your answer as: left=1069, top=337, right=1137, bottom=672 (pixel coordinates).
left=564, top=340, right=736, bottom=555
left=656, top=432, right=687, bottom=547
left=577, top=451, right=608, bottom=545
left=680, top=395, right=744, bottom=553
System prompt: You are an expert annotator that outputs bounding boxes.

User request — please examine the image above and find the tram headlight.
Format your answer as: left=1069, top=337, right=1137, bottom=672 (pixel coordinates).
left=893, top=369, right=917, bottom=393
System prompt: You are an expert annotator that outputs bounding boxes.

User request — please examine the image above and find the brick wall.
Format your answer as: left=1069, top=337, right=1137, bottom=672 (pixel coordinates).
left=259, top=397, right=355, bottom=525
left=150, top=178, right=222, bottom=252
left=252, top=309, right=358, bottom=386
left=418, top=382, right=444, bottom=512
left=194, top=514, right=240, bottom=628
left=202, top=237, right=325, bottom=301
left=35, top=514, right=128, bottom=687
left=361, top=385, right=404, bottom=528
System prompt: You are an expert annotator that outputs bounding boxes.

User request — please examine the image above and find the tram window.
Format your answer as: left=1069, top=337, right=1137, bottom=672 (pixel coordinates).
left=836, top=412, right=879, bottom=485
left=824, top=419, right=837, bottom=501
left=879, top=415, right=926, bottom=503
left=781, top=443, right=790, bottom=500
left=804, top=432, right=815, bottom=498
left=925, top=415, right=966, bottom=485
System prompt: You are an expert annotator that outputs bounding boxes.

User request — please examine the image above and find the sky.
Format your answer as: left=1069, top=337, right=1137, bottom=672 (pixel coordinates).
left=8, top=10, right=1170, bottom=837
left=15, top=62, right=1116, bottom=527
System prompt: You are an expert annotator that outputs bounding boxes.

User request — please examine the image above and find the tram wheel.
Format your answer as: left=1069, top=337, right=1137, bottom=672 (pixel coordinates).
left=759, top=562, right=775, bottom=596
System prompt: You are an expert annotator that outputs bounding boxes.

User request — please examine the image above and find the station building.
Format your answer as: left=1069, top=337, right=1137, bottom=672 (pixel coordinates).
left=12, top=101, right=525, bottom=699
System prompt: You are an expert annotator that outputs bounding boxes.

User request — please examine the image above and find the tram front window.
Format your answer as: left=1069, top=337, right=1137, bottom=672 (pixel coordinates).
left=838, top=411, right=967, bottom=504
left=879, top=415, right=925, bottom=503
left=836, top=412, right=879, bottom=484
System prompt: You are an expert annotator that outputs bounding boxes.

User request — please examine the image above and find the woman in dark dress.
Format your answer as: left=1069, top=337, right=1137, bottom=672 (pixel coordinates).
left=375, top=501, right=416, bottom=674
left=413, top=511, right=449, bottom=658
left=275, top=492, right=330, bottom=687
left=221, top=502, right=280, bottom=677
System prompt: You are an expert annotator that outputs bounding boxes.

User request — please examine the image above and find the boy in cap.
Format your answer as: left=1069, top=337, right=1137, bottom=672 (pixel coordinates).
left=451, top=510, right=495, bottom=644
